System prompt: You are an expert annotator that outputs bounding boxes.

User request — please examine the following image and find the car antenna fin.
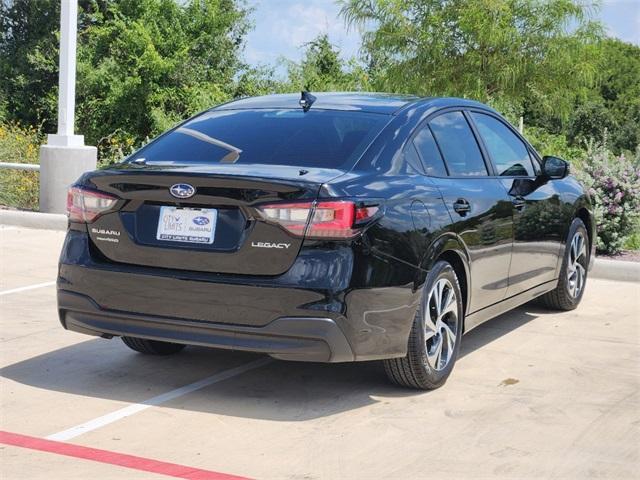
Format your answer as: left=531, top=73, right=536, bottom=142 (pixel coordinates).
left=299, top=90, right=316, bottom=112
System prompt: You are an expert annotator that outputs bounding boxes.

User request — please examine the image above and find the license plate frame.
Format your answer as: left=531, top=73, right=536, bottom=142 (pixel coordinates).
left=156, top=206, right=217, bottom=245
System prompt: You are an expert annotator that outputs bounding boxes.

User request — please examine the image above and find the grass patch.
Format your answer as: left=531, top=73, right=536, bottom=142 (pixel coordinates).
left=0, top=123, right=42, bottom=210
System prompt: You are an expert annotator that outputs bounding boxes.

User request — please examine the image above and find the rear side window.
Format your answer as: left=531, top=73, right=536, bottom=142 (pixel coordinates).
left=429, top=112, right=487, bottom=177
left=129, top=109, right=389, bottom=169
left=402, top=143, right=426, bottom=175
left=471, top=112, right=534, bottom=177
left=412, top=126, right=448, bottom=177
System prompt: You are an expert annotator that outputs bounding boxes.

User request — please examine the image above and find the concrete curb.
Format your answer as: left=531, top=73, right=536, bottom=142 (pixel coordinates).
left=0, top=209, right=67, bottom=231
left=591, top=258, right=639, bottom=283
left=0, top=209, right=638, bottom=282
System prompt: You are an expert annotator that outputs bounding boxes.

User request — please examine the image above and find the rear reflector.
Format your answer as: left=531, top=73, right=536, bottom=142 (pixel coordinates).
left=67, top=187, right=118, bottom=223
left=258, top=200, right=379, bottom=239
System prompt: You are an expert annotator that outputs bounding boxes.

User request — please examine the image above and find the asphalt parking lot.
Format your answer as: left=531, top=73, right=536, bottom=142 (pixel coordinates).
left=1, top=225, right=638, bottom=480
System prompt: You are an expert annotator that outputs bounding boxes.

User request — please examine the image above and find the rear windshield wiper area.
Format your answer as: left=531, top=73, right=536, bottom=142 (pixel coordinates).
left=176, top=127, right=242, bottom=163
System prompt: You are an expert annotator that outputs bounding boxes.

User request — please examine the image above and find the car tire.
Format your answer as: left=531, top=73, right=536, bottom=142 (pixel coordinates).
left=121, top=336, right=186, bottom=355
left=539, top=218, right=589, bottom=311
left=383, top=260, right=464, bottom=390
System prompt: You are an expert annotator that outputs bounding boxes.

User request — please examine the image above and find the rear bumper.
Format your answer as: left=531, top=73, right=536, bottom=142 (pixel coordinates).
left=57, top=230, right=420, bottom=362
left=58, top=290, right=355, bottom=362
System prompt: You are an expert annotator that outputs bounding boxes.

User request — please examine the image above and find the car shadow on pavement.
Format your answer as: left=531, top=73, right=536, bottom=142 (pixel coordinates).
left=1, top=303, right=547, bottom=421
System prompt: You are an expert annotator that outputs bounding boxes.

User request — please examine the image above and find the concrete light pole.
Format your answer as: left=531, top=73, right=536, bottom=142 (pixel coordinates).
left=39, top=0, right=96, bottom=213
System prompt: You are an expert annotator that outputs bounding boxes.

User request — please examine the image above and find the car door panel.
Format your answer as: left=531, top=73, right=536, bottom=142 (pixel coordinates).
left=430, top=177, right=514, bottom=312
left=468, top=111, right=562, bottom=297
left=500, top=177, right=565, bottom=296
left=414, top=111, right=514, bottom=314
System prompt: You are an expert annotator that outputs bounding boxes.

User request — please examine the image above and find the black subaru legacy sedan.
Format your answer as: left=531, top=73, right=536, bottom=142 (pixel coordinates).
left=57, top=92, right=595, bottom=389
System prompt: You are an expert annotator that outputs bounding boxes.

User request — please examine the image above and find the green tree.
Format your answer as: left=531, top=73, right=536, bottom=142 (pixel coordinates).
left=234, top=64, right=287, bottom=98
left=1, top=0, right=250, bottom=160
left=0, top=0, right=108, bottom=129
left=1, top=0, right=63, bottom=128
left=596, top=39, right=640, bottom=153
left=76, top=0, right=250, bottom=153
left=567, top=100, right=617, bottom=148
left=284, top=34, right=371, bottom=92
left=340, top=0, right=603, bottom=122
left=237, top=34, right=371, bottom=96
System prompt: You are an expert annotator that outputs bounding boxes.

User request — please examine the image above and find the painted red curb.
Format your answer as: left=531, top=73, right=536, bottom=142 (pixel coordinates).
left=0, top=431, right=251, bottom=480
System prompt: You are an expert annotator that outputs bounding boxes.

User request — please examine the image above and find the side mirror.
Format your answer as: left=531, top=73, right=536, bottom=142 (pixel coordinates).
left=542, top=156, right=569, bottom=179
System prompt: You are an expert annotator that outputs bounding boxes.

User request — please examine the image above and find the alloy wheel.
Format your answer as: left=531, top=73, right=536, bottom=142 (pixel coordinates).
left=567, top=232, right=587, bottom=299
left=425, top=278, right=459, bottom=371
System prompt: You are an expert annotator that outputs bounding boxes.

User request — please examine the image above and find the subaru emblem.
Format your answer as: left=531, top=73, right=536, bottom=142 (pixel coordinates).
left=192, top=216, right=209, bottom=226
left=169, top=183, right=195, bottom=199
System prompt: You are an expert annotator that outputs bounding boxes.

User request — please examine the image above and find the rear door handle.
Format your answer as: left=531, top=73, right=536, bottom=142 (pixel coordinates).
left=453, top=198, right=471, bottom=216
left=512, top=197, right=526, bottom=211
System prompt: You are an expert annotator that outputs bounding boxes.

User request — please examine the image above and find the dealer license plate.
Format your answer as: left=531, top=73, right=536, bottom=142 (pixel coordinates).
left=156, top=206, right=217, bottom=244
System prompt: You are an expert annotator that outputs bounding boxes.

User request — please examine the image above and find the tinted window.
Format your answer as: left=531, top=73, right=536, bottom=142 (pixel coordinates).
left=130, top=109, right=389, bottom=169
left=412, top=126, right=448, bottom=176
left=402, top=143, right=426, bottom=175
left=429, top=112, right=487, bottom=176
left=471, top=113, right=534, bottom=176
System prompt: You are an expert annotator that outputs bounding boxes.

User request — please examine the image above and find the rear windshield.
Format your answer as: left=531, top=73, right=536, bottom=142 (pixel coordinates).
left=129, top=109, right=390, bottom=169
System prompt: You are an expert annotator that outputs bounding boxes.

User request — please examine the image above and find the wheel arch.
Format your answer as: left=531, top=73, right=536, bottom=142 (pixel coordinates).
left=439, top=250, right=469, bottom=318
left=576, top=207, right=594, bottom=256
left=418, top=233, right=471, bottom=321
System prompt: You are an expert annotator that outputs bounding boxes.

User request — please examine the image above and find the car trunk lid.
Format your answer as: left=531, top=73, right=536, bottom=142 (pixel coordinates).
left=83, top=164, right=345, bottom=275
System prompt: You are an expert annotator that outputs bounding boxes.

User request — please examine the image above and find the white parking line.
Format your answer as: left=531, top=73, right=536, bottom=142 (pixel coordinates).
left=0, top=281, right=56, bottom=297
left=46, top=357, right=272, bottom=442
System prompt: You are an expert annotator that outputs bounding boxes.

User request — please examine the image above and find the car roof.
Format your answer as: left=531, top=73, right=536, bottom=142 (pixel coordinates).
left=215, top=92, right=494, bottom=116
left=216, top=92, right=420, bottom=115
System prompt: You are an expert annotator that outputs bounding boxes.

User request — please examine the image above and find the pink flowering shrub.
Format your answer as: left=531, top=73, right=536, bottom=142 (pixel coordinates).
left=575, top=140, right=640, bottom=254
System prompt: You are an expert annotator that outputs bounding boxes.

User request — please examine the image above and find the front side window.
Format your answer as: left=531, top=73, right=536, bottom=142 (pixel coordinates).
left=129, top=109, right=389, bottom=169
left=429, top=112, right=487, bottom=177
left=471, top=112, right=535, bottom=177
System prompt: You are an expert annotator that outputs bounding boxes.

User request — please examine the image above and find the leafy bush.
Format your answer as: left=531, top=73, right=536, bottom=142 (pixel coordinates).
left=0, top=122, right=42, bottom=210
left=96, top=129, right=142, bottom=167
left=568, top=101, right=617, bottom=148
left=574, top=139, right=640, bottom=253
left=524, top=126, right=584, bottom=164
left=0, top=122, right=143, bottom=210
left=624, top=227, right=640, bottom=251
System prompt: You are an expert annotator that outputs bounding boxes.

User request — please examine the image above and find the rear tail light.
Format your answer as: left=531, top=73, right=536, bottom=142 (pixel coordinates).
left=258, top=200, right=380, bottom=239
left=67, top=186, right=118, bottom=223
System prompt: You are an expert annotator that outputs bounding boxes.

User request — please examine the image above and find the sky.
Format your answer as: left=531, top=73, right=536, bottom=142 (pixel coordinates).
left=244, top=0, right=640, bottom=70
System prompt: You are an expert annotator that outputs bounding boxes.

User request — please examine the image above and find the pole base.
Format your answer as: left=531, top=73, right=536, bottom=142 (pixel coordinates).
left=39, top=144, right=97, bottom=214
left=47, top=134, right=85, bottom=147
